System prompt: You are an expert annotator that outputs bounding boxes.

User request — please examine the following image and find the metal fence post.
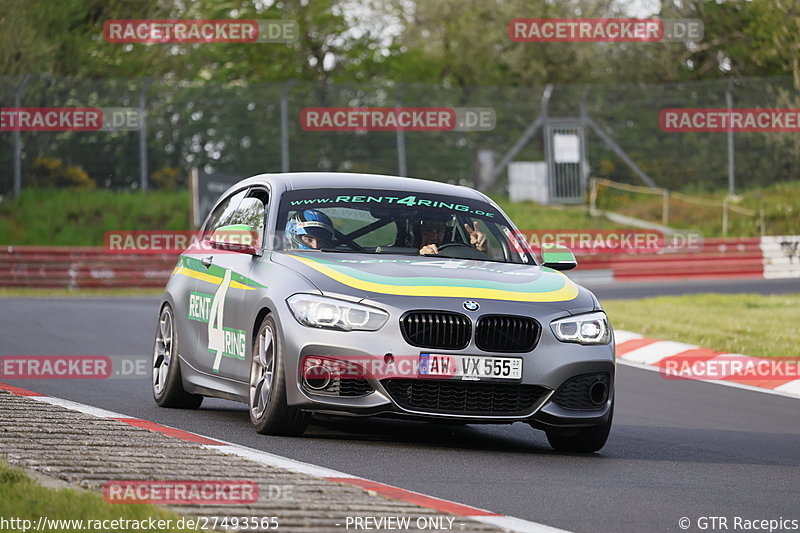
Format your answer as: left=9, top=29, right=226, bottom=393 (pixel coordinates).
left=281, top=79, right=296, bottom=173
left=662, top=189, right=670, bottom=227
left=13, top=74, right=32, bottom=199
left=486, top=84, right=553, bottom=190
left=396, top=84, right=407, bottom=177
left=189, top=167, right=199, bottom=229
left=139, top=78, right=153, bottom=192
left=579, top=86, right=591, bottom=195
left=726, top=82, right=735, bottom=196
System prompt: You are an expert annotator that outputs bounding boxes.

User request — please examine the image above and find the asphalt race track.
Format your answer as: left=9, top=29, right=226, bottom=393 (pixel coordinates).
left=2, top=282, right=799, bottom=533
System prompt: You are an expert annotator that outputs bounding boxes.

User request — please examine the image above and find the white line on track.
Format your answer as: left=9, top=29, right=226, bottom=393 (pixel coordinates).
left=620, top=340, right=699, bottom=365
left=472, top=515, right=573, bottom=533
left=203, top=442, right=358, bottom=479
left=616, top=359, right=800, bottom=401
left=30, top=395, right=133, bottom=419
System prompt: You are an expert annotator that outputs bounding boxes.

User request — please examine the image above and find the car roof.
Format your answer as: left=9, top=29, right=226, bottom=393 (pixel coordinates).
left=236, top=172, right=489, bottom=201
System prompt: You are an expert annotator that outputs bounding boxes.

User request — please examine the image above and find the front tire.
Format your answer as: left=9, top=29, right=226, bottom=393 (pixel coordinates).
left=546, top=403, right=613, bottom=453
left=249, top=315, right=309, bottom=436
left=152, top=303, right=203, bottom=409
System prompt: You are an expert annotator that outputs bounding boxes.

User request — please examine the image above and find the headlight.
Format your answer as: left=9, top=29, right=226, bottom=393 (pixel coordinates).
left=287, top=294, right=389, bottom=331
left=551, top=311, right=611, bottom=345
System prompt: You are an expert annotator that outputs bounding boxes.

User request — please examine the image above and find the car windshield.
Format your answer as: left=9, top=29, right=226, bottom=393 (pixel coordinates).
left=276, top=188, right=533, bottom=264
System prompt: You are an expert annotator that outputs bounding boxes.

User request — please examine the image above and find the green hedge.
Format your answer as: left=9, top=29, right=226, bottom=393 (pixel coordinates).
left=0, top=189, right=190, bottom=246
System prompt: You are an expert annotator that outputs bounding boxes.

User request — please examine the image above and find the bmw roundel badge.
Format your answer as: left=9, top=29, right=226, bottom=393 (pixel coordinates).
left=463, top=300, right=480, bottom=312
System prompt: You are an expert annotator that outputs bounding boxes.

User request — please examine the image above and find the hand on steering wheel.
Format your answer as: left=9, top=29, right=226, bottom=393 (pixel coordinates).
left=419, top=243, right=439, bottom=255
left=419, top=242, right=485, bottom=257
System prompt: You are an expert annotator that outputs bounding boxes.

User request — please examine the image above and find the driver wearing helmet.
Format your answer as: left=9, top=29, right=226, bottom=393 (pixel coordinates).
left=285, top=209, right=335, bottom=250
left=419, top=219, right=487, bottom=255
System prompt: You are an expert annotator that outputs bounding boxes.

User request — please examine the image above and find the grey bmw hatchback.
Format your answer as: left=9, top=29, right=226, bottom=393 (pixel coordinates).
left=153, top=172, right=615, bottom=452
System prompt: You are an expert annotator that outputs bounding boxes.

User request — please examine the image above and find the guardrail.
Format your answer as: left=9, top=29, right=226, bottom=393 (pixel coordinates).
left=572, top=237, right=767, bottom=282
left=0, top=246, right=177, bottom=288
left=1, top=237, right=798, bottom=289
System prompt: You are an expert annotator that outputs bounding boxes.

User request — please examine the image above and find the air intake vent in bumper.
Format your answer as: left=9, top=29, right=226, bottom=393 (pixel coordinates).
left=382, top=379, right=549, bottom=416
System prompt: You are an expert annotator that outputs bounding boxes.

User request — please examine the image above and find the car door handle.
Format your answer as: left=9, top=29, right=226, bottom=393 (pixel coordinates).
left=201, top=256, right=213, bottom=268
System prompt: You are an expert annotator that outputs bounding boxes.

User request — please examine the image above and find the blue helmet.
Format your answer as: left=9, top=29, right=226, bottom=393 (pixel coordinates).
left=285, top=209, right=335, bottom=249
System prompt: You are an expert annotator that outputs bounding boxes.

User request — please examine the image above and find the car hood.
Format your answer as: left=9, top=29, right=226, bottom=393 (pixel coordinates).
left=271, top=251, right=596, bottom=312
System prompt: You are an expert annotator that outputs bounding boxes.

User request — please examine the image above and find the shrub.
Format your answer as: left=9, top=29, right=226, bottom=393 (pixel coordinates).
left=26, top=157, right=96, bottom=189
left=151, top=165, right=186, bottom=190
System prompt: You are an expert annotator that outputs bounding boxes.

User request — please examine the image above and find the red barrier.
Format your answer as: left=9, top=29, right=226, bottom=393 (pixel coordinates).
left=0, top=246, right=178, bottom=288
left=0, top=239, right=767, bottom=289
left=573, top=237, right=764, bottom=281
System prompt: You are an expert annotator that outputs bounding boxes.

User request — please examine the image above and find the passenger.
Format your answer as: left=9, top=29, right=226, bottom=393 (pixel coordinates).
left=418, top=219, right=487, bottom=255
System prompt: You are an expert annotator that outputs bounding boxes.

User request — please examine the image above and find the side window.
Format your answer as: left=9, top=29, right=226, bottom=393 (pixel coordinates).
left=228, top=188, right=268, bottom=248
left=202, top=189, right=248, bottom=234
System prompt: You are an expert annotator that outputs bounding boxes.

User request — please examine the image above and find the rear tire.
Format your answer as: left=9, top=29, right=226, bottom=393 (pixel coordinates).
left=152, top=303, right=203, bottom=409
left=546, top=403, right=613, bottom=453
left=249, top=315, right=309, bottom=436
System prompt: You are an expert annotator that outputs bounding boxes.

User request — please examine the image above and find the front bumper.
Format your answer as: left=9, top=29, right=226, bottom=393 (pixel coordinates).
left=276, top=296, right=615, bottom=427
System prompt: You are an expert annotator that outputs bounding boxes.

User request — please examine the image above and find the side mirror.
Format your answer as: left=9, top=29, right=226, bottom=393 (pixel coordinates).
left=541, top=243, right=577, bottom=271
left=207, top=224, right=259, bottom=255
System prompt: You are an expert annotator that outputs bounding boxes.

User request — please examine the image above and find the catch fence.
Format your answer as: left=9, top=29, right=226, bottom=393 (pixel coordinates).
left=1, top=76, right=797, bottom=198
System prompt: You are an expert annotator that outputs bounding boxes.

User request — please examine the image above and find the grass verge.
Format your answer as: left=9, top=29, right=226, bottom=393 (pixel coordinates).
left=595, top=180, right=800, bottom=237
left=0, top=460, right=193, bottom=533
left=0, top=182, right=795, bottom=246
left=603, top=293, right=800, bottom=359
left=492, top=196, right=625, bottom=231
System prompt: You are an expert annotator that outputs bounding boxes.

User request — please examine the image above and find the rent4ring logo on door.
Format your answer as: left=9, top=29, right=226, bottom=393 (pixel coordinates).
left=188, top=273, right=246, bottom=372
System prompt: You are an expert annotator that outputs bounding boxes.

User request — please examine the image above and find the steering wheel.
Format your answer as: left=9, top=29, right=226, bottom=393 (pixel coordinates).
left=436, top=242, right=472, bottom=251
left=435, top=242, right=488, bottom=259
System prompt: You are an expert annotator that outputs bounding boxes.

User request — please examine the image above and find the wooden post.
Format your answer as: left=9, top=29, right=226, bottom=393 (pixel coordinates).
left=722, top=199, right=729, bottom=237
left=759, top=208, right=765, bottom=237
left=662, top=189, right=669, bottom=227
left=589, top=177, right=598, bottom=216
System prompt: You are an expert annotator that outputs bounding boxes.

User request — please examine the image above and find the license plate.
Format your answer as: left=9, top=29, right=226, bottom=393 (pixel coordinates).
left=419, top=353, right=522, bottom=381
